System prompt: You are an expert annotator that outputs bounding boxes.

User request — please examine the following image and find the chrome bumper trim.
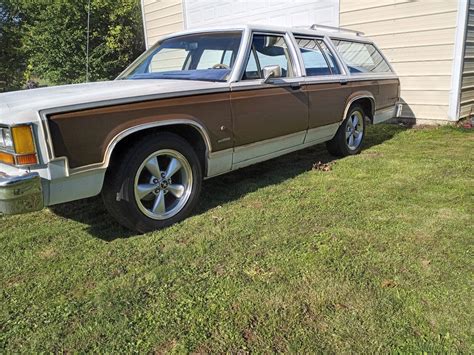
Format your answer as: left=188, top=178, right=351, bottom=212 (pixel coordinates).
left=395, top=102, right=403, bottom=118
left=0, top=172, right=44, bottom=215
left=373, top=102, right=402, bottom=124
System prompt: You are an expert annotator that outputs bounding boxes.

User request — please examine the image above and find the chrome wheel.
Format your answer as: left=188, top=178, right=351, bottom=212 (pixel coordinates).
left=134, top=149, right=193, bottom=220
left=345, top=111, right=364, bottom=150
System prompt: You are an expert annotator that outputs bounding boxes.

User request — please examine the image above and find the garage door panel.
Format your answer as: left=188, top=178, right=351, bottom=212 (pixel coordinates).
left=184, top=0, right=339, bottom=29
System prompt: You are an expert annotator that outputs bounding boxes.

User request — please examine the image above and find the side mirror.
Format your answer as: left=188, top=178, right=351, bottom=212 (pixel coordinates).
left=262, top=65, right=282, bottom=83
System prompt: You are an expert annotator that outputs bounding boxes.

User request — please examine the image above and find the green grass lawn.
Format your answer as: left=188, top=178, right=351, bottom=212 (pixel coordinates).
left=1, top=124, right=473, bottom=352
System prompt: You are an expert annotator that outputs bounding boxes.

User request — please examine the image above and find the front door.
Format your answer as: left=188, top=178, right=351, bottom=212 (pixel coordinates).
left=230, top=33, right=308, bottom=166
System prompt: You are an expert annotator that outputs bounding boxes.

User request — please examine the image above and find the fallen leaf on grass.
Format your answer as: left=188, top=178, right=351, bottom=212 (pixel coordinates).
left=211, top=215, right=224, bottom=224
left=312, top=161, right=334, bottom=172
left=421, top=259, right=431, bottom=268
left=381, top=279, right=397, bottom=288
left=334, top=303, right=349, bottom=310
left=364, top=151, right=384, bottom=158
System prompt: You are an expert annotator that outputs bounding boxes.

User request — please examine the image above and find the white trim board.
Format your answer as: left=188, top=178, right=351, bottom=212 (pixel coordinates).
left=140, top=0, right=149, bottom=49
left=448, top=0, right=469, bottom=121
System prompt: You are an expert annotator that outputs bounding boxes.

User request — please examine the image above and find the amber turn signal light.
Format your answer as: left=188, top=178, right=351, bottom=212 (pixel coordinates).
left=12, top=125, right=36, bottom=155
left=0, top=151, right=15, bottom=165
left=15, top=154, right=38, bottom=166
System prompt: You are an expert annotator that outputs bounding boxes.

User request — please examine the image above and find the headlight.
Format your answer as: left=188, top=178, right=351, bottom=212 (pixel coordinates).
left=0, top=125, right=38, bottom=166
left=0, top=127, right=14, bottom=150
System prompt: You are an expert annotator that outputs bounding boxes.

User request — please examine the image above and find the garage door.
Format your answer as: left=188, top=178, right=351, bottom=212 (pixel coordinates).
left=184, top=0, right=339, bottom=29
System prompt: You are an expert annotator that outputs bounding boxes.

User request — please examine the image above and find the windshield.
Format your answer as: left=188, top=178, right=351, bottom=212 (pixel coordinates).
left=120, top=31, right=243, bottom=82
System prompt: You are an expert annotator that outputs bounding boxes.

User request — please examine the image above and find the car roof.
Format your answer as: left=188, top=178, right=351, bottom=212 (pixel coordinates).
left=158, top=24, right=371, bottom=43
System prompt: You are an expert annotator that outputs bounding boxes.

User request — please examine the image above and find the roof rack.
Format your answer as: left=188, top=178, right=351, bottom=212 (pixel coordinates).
left=309, top=24, right=365, bottom=36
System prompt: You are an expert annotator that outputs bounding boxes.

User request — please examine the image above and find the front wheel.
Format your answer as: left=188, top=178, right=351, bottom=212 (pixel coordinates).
left=326, top=105, right=366, bottom=157
left=102, top=132, right=202, bottom=233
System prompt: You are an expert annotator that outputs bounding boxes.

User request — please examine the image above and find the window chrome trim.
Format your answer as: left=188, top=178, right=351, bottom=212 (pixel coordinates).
left=292, top=34, right=343, bottom=77
left=229, top=27, right=252, bottom=83
left=234, top=30, right=304, bottom=82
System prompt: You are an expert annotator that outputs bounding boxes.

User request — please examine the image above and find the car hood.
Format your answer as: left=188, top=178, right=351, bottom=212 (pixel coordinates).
left=0, top=79, right=229, bottom=124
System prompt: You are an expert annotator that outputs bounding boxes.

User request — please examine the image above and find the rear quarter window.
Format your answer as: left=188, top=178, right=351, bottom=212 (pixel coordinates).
left=332, top=39, right=392, bottom=74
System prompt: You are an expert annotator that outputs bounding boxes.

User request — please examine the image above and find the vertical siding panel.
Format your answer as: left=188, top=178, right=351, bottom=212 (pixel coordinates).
left=340, top=0, right=458, bottom=121
left=143, top=0, right=185, bottom=47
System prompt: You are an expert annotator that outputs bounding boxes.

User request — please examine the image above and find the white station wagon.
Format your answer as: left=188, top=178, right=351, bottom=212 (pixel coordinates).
left=0, top=24, right=401, bottom=232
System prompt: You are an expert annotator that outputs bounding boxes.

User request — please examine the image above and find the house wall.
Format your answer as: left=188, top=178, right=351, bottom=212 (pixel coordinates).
left=142, top=0, right=185, bottom=48
left=340, top=0, right=460, bottom=122
left=141, top=0, right=467, bottom=122
left=460, top=0, right=474, bottom=119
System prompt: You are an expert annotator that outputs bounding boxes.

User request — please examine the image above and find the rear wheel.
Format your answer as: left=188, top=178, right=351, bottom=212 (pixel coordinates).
left=326, top=104, right=366, bottom=157
left=102, top=132, right=202, bottom=233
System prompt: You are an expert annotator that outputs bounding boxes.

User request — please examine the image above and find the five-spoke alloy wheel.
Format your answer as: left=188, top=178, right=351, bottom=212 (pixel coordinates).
left=345, top=110, right=364, bottom=151
left=102, top=132, right=202, bottom=233
left=326, top=104, right=367, bottom=157
left=134, top=150, right=193, bottom=221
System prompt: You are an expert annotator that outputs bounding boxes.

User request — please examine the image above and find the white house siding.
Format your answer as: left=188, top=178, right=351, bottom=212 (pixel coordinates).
left=460, top=0, right=474, bottom=119
left=183, top=0, right=339, bottom=29
left=340, top=0, right=459, bottom=122
left=142, top=0, right=185, bottom=47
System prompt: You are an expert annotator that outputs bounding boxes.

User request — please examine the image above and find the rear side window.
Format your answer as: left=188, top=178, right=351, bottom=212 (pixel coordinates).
left=296, top=38, right=340, bottom=76
left=332, top=40, right=392, bottom=74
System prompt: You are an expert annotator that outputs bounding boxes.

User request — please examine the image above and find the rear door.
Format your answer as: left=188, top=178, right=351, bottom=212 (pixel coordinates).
left=295, top=35, right=351, bottom=144
left=230, top=32, right=308, bottom=166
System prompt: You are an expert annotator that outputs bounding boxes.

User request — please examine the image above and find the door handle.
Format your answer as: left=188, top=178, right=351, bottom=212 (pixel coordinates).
left=340, top=79, right=348, bottom=86
left=290, top=83, right=302, bottom=90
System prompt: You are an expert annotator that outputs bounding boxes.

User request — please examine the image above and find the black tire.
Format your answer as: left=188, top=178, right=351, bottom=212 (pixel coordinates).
left=326, top=104, right=367, bottom=157
left=102, top=132, right=202, bottom=233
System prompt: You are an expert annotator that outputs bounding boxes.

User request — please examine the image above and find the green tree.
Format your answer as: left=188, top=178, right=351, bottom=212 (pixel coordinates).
left=0, top=0, right=27, bottom=91
left=20, top=0, right=145, bottom=85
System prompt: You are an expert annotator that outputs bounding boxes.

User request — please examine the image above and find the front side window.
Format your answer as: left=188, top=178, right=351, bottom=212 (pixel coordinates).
left=120, top=32, right=242, bottom=82
left=243, top=34, right=294, bottom=80
left=332, top=40, right=392, bottom=74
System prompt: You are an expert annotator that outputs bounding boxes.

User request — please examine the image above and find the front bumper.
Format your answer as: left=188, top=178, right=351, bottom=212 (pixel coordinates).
left=0, top=172, right=44, bottom=215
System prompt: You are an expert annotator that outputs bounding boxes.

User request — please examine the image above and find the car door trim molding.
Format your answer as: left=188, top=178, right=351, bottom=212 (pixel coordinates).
left=229, top=122, right=339, bottom=172
left=230, top=77, right=306, bottom=91
left=205, top=123, right=339, bottom=177
left=231, top=74, right=398, bottom=91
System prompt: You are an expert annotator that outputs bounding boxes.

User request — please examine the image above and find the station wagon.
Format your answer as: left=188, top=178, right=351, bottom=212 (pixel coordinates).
left=0, top=24, right=401, bottom=232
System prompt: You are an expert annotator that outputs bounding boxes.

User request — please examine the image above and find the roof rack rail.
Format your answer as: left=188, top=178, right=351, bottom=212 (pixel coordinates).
left=309, top=24, right=365, bottom=36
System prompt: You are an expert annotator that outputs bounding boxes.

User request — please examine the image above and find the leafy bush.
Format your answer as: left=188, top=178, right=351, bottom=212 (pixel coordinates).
left=0, top=0, right=145, bottom=90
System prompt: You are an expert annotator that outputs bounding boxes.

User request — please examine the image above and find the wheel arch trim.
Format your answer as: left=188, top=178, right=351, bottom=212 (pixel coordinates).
left=341, top=93, right=376, bottom=125
left=69, top=119, right=213, bottom=175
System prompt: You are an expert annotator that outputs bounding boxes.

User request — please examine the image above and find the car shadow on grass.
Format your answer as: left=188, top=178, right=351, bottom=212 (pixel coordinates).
left=49, top=124, right=407, bottom=241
